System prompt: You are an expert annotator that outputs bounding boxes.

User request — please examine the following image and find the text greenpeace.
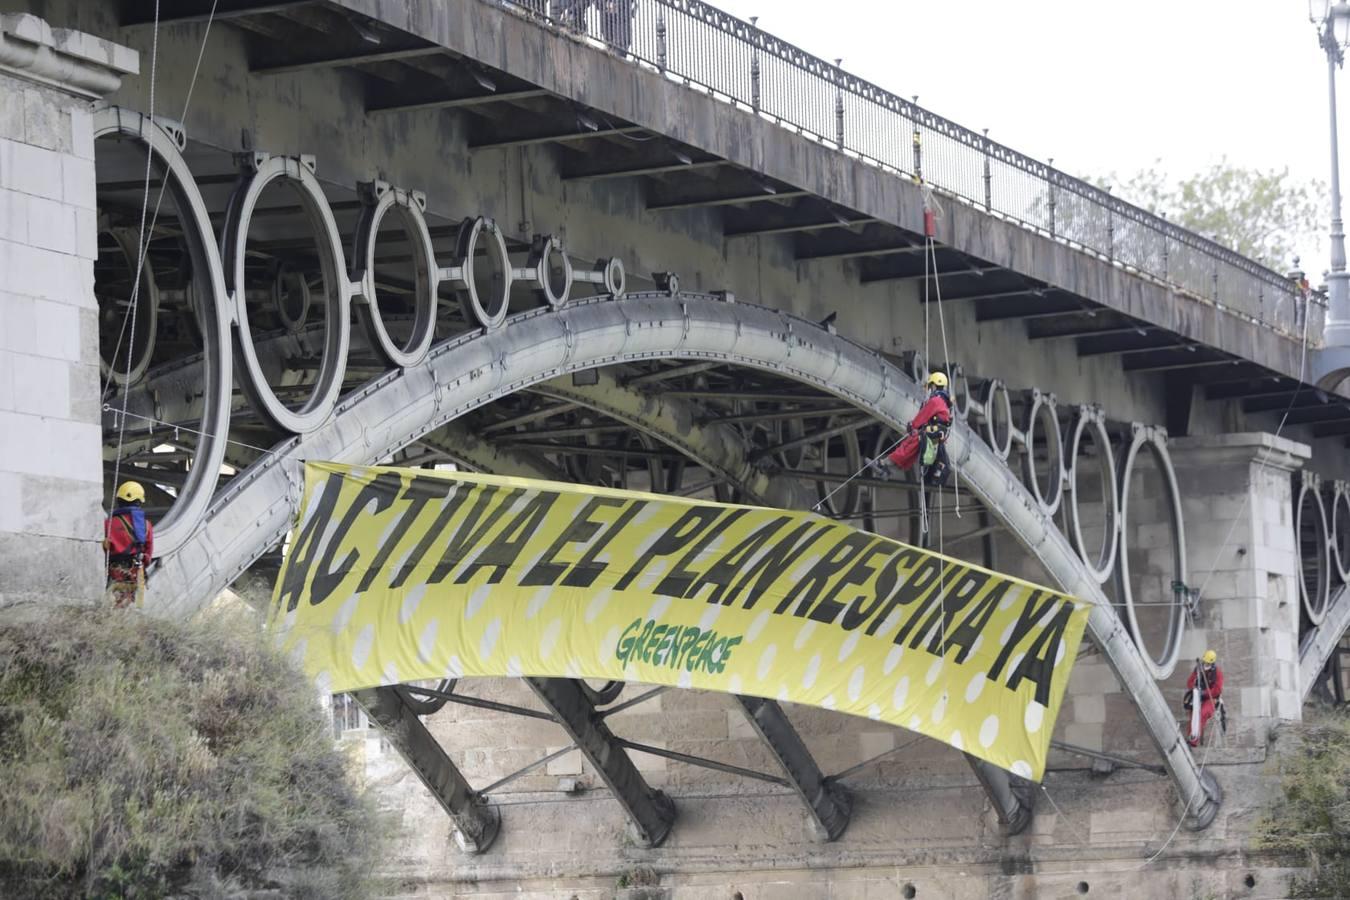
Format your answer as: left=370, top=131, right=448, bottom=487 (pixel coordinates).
left=271, top=462, right=1091, bottom=779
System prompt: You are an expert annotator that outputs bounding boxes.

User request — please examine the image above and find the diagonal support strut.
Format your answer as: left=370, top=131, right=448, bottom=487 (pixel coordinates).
left=734, top=695, right=851, bottom=841
left=352, top=686, right=501, bottom=853
left=526, top=677, right=676, bottom=847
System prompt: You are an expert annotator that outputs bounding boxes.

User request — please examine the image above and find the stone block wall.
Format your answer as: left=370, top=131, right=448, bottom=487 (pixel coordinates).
left=0, top=14, right=135, bottom=608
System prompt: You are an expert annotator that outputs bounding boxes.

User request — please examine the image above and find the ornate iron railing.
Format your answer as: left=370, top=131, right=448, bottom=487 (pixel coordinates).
left=495, top=0, right=1321, bottom=340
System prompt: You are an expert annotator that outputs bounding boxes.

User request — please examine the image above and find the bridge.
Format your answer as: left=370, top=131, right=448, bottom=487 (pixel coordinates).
left=2, top=1, right=1349, bottom=895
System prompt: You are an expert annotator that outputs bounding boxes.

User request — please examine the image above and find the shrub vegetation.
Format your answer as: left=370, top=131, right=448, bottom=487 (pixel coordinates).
left=0, top=606, right=388, bottom=899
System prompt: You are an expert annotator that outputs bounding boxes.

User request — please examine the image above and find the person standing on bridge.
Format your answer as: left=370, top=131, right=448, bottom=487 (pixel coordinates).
left=869, top=371, right=953, bottom=487
left=1183, top=650, right=1224, bottom=748
left=104, top=480, right=154, bottom=609
left=599, top=0, right=634, bottom=53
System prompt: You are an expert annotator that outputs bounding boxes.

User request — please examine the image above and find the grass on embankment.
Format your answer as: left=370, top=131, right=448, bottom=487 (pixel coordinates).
left=0, top=605, right=392, bottom=899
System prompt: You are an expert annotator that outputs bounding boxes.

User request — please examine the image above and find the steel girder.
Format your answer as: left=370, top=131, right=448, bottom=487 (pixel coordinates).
left=525, top=678, right=676, bottom=847
left=453, top=421, right=856, bottom=841
left=1302, top=584, right=1350, bottom=700
left=417, top=419, right=568, bottom=480
left=151, top=292, right=1220, bottom=829
left=530, top=369, right=812, bottom=508
left=734, top=695, right=851, bottom=841
left=532, top=372, right=1020, bottom=833
left=352, top=686, right=501, bottom=852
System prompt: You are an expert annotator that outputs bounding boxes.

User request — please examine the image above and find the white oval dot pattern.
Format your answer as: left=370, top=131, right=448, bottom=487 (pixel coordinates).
left=1012, top=760, right=1033, bottom=779
left=964, top=672, right=986, bottom=704
left=417, top=619, right=439, bottom=663
left=746, top=611, right=771, bottom=642
left=351, top=625, right=375, bottom=670
left=334, top=594, right=360, bottom=634
left=758, top=644, right=778, bottom=680
left=802, top=654, right=822, bottom=690
left=892, top=676, right=910, bottom=711
left=540, top=619, right=563, bottom=659
left=847, top=666, right=866, bottom=702
left=584, top=590, right=611, bottom=624
left=794, top=622, right=817, bottom=650
left=399, top=584, right=428, bottom=625
left=1024, top=701, right=1045, bottom=733
left=525, top=588, right=550, bottom=620
left=466, top=585, right=492, bottom=620
left=838, top=632, right=861, bottom=662
left=884, top=645, right=904, bottom=675
left=478, top=618, right=502, bottom=659
left=979, top=715, right=1000, bottom=749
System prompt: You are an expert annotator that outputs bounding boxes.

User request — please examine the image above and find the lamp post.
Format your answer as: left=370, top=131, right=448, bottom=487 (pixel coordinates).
left=1312, top=0, right=1350, bottom=344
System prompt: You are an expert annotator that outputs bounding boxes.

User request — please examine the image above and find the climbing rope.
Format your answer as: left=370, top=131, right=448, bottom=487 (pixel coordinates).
left=105, top=0, right=160, bottom=579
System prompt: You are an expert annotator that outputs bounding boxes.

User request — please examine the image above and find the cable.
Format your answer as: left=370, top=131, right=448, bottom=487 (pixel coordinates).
left=104, top=406, right=278, bottom=457
left=100, top=0, right=221, bottom=401
left=105, top=0, right=160, bottom=585
left=1141, top=303, right=1311, bottom=865
left=811, top=435, right=904, bottom=512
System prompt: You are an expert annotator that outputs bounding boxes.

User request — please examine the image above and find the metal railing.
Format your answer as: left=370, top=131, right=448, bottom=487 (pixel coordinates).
left=494, top=0, right=1322, bottom=341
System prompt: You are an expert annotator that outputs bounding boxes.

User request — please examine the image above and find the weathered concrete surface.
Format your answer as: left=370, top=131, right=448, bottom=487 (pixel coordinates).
left=0, top=15, right=135, bottom=608
left=354, top=676, right=1297, bottom=899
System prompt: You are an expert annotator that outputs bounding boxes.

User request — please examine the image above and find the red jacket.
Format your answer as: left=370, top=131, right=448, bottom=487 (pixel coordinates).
left=105, top=512, right=154, bottom=568
left=908, top=393, right=952, bottom=433
left=1186, top=664, right=1223, bottom=701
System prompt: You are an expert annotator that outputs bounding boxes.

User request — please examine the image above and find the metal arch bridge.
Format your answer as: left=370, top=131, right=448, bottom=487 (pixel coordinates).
left=95, top=107, right=1349, bottom=852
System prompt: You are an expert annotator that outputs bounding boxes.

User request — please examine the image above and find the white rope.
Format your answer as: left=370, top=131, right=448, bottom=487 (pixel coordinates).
left=100, top=0, right=221, bottom=400
left=106, top=0, right=159, bottom=561
left=1141, top=285, right=1311, bottom=865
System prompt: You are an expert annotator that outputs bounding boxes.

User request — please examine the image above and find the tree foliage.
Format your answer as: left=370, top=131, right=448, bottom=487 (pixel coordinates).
left=0, top=606, right=390, bottom=899
left=1099, top=159, right=1324, bottom=267
left=1258, top=709, right=1350, bottom=897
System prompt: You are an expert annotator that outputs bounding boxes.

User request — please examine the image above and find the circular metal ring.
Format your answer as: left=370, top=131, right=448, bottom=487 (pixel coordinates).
left=1296, top=476, right=1331, bottom=625
left=353, top=184, right=438, bottom=367
left=1065, top=406, right=1119, bottom=583
left=1332, top=481, right=1350, bottom=584
left=909, top=351, right=928, bottom=386
left=221, top=155, right=351, bottom=434
left=982, top=379, right=1013, bottom=461
left=528, top=234, right=574, bottom=310
left=599, top=257, right=626, bottom=298
left=580, top=680, right=625, bottom=705
left=868, top=428, right=924, bottom=545
left=94, top=108, right=232, bottom=556
left=815, top=420, right=863, bottom=517
left=454, top=216, right=512, bottom=330
left=272, top=260, right=311, bottom=334
left=776, top=415, right=807, bottom=470
left=1114, top=426, right=1187, bottom=678
left=97, top=225, right=160, bottom=387
left=1021, top=389, right=1065, bottom=515
left=949, top=362, right=971, bottom=421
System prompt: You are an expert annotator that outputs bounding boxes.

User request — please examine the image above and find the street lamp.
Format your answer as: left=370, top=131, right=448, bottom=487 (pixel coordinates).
left=1311, top=0, right=1350, bottom=344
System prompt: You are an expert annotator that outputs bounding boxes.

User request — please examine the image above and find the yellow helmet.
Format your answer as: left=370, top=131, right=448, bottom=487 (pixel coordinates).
left=116, top=481, right=145, bottom=504
left=926, top=371, right=949, bottom=390
left=1202, top=649, right=1217, bottom=665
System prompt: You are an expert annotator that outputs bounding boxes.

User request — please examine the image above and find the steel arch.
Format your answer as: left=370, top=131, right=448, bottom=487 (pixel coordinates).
left=150, top=292, right=1220, bottom=828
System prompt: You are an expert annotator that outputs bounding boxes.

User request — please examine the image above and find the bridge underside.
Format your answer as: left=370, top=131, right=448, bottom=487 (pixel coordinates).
left=7, top=0, right=1340, bottom=884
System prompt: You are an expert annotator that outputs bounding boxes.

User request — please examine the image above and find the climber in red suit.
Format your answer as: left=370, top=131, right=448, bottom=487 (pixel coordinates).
left=870, top=371, right=953, bottom=486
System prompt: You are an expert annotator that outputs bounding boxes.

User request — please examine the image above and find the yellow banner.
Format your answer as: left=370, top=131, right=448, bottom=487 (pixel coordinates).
left=271, top=462, right=1090, bottom=780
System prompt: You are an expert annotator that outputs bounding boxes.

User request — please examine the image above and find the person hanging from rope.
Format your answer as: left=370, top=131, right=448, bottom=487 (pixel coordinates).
left=104, top=480, right=154, bottom=609
left=868, top=371, right=954, bottom=487
left=1182, top=650, right=1224, bottom=748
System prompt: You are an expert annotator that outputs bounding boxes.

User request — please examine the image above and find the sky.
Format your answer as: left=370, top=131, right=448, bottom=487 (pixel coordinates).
left=709, top=0, right=1339, bottom=272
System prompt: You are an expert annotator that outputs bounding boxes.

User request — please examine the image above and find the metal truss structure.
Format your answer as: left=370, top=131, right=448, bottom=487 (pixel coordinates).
left=91, top=105, right=1350, bottom=852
